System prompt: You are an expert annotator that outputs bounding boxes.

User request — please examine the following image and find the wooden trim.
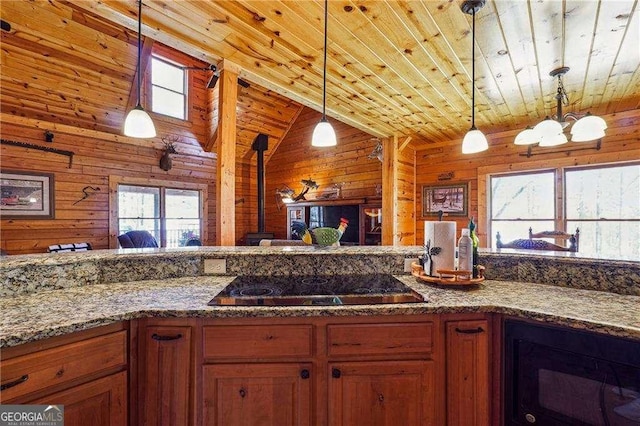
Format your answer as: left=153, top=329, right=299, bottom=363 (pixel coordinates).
left=398, top=136, right=412, bottom=152
left=265, top=105, right=304, bottom=165
left=108, top=175, right=208, bottom=248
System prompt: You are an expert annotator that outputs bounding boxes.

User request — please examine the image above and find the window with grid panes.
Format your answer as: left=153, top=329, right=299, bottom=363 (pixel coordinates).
left=489, top=163, right=639, bottom=260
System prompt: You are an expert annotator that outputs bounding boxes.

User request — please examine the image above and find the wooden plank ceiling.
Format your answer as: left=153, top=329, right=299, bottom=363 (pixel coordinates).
left=2, top=0, right=638, bottom=146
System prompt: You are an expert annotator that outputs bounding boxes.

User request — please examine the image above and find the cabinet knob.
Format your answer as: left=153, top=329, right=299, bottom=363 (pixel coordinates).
left=151, top=333, right=183, bottom=341
left=454, top=327, right=484, bottom=334
left=239, top=388, right=246, bottom=398
left=331, top=368, right=341, bottom=379
left=300, top=369, right=310, bottom=379
left=1, top=374, right=29, bottom=391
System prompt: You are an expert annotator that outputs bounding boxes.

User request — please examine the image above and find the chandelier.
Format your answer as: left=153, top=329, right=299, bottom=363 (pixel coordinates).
left=514, top=67, right=607, bottom=147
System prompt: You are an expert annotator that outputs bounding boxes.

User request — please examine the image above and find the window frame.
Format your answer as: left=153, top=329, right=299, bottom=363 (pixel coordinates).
left=109, top=176, right=207, bottom=248
left=150, top=54, right=188, bottom=121
left=480, top=161, right=639, bottom=250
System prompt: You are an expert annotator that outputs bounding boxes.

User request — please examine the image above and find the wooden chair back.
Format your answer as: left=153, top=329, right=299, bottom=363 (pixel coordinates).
left=496, top=227, right=579, bottom=252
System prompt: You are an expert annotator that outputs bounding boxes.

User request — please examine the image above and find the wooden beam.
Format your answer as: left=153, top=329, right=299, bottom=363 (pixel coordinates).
left=382, top=135, right=398, bottom=245
left=265, top=104, right=304, bottom=165
left=398, top=136, right=412, bottom=152
left=215, top=59, right=239, bottom=246
left=126, top=36, right=154, bottom=110
left=204, top=82, right=220, bottom=153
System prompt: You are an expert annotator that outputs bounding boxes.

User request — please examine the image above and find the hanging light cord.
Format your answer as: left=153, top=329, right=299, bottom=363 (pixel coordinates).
left=470, top=7, right=476, bottom=129
left=321, top=0, right=328, bottom=120
left=136, top=0, right=143, bottom=107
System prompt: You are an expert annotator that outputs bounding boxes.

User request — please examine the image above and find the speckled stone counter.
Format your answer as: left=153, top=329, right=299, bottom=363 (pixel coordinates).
left=1, top=247, right=639, bottom=348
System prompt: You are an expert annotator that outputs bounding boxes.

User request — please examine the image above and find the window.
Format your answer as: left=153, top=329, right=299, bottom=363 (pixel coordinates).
left=489, top=163, right=639, bottom=260
left=151, top=55, right=186, bottom=119
left=118, top=184, right=202, bottom=247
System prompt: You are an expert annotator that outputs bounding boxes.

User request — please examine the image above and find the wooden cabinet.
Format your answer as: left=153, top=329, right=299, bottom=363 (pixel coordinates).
left=0, top=323, right=127, bottom=425
left=360, top=204, right=382, bottom=245
left=202, top=363, right=313, bottom=426
left=328, top=360, right=435, bottom=426
left=137, top=321, right=194, bottom=426
left=326, top=318, right=438, bottom=426
left=445, top=318, right=491, bottom=426
left=201, top=320, right=315, bottom=426
left=30, top=371, right=127, bottom=426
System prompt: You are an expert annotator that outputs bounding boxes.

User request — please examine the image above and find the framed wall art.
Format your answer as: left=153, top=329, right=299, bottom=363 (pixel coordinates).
left=422, top=182, right=468, bottom=217
left=0, top=170, right=54, bottom=219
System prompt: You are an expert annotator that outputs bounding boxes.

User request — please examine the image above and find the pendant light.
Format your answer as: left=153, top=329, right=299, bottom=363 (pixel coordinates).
left=311, top=0, right=336, bottom=147
left=460, top=0, right=489, bottom=154
left=123, top=0, right=156, bottom=138
left=461, top=0, right=488, bottom=154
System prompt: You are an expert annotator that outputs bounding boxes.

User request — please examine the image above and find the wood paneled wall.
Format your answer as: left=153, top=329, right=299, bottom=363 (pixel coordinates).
left=264, top=107, right=383, bottom=239
left=0, top=117, right=217, bottom=254
left=413, top=109, right=640, bottom=248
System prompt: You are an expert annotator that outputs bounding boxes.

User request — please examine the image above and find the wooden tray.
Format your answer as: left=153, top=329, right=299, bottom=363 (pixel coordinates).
left=410, top=262, right=485, bottom=286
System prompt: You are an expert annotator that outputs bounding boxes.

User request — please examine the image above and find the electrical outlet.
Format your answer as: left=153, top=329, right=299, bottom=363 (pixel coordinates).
left=404, top=258, right=418, bottom=272
left=204, top=258, right=226, bottom=274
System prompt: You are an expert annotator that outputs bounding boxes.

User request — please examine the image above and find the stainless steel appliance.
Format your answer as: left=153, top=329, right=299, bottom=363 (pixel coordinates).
left=504, top=320, right=640, bottom=425
left=208, top=274, right=425, bottom=306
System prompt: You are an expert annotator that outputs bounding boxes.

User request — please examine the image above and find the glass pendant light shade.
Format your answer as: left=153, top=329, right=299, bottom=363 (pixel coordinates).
left=514, top=127, right=539, bottom=145
left=533, top=117, right=563, bottom=138
left=124, top=105, right=157, bottom=138
left=539, top=132, right=568, bottom=147
left=312, top=118, right=337, bottom=147
left=570, top=113, right=607, bottom=142
left=462, top=127, right=489, bottom=154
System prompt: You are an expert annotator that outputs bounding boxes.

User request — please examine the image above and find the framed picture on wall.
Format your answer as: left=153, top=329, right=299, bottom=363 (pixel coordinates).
left=0, top=170, right=54, bottom=219
left=422, top=182, right=468, bottom=217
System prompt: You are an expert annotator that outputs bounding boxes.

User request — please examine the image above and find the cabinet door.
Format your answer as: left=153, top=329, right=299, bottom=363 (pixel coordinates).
left=446, top=320, right=490, bottom=426
left=30, top=371, right=127, bottom=426
left=360, top=205, right=382, bottom=245
left=328, top=360, right=436, bottom=426
left=140, top=325, right=192, bottom=426
left=202, top=363, right=312, bottom=426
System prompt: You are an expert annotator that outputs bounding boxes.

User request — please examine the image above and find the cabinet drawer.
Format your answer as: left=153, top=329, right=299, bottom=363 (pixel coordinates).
left=1, top=331, right=127, bottom=401
left=327, top=322, right=433, bottom=357
left=203, top=325, right=313, bottom=359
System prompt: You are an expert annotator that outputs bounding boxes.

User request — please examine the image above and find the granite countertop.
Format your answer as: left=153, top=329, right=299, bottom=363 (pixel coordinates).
left=1, top=274, right=638, bottom=348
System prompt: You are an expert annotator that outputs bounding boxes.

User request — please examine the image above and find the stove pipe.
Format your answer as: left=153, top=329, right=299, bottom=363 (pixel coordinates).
left=252, top=133, right=268, bottom=233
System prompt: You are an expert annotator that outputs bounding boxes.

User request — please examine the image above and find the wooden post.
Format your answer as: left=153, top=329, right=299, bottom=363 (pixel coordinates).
left=215, top=60, right=239, bottom=246
left=382, top=135, right=398, bottom=245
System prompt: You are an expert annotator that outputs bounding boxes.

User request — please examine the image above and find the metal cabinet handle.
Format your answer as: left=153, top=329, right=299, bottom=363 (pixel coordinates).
left=1, top=374, right=29, bottom=391
left=300, top=369, right=310, bottom=379
left=455, top=327, right=484, bottom=334
left=332, top=368, right=341, bottom=379
left=151, top=333, right=183, bottom=341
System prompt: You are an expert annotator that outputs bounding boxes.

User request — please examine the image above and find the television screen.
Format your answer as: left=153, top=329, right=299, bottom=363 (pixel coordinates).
left=308, top=205, right=360, bottom=245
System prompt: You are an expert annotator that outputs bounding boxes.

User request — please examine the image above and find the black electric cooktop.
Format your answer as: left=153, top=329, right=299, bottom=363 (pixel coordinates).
left=208, top=274, right=425, bottom=306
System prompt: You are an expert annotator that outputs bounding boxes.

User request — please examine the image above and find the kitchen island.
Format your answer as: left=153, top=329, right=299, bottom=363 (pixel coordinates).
left=1, top=247, right=638, bottom=426
left=1, top=245, right=639, bottom=347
